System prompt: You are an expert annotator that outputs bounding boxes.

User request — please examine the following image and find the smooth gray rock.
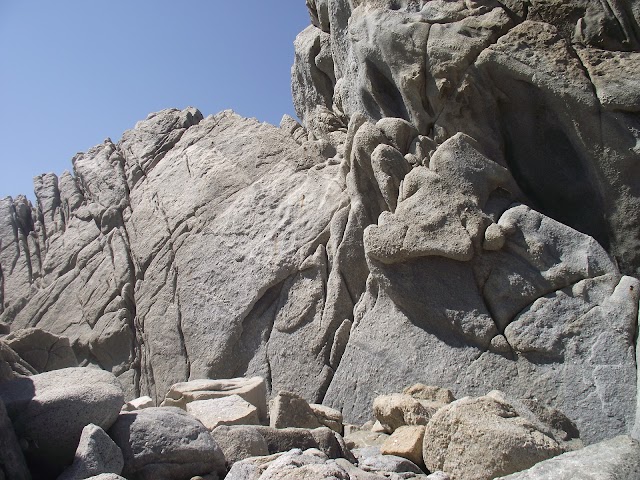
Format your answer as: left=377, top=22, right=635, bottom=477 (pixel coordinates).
left=0, top=367, right=124, bottom=477
left=497, top=435, right=640, bottom=479
left=84, top=476, right=126, bottom=480
left=58, top=424, right=124, bottom=480
left=227, top=448, right=427, bottom=480
left=108, top=407, right=225, bottom=480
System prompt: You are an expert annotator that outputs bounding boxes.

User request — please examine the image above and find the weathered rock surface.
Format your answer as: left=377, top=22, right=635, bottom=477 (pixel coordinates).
left=108, top=407, right=225, bottom=480
left=309, top=403, right=343, bottom=433
left=4, top=328, right=77, bottom=373
left=0, top=0, right=639, bottom=462
left=58, top=424, right=124, bottom=480
left=0, top=367, right=124, bottom=477
left=497, top=435, right=640, bottom=480
left=423, top=392, right=573, bottom=480
left=0, top=340, right=35, bottom=383
left=252, top=425, right=354, bottom=462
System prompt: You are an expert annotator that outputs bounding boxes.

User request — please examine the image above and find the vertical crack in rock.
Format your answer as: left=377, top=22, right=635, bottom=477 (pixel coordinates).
left=171, top=262, right=191, bottom=381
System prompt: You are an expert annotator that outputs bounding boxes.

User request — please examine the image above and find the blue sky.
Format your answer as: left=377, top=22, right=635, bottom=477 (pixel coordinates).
left=0, top=1, right=310, bottom=201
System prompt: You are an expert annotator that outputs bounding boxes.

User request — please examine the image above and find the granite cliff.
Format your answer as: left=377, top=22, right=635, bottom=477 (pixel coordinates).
left=1, top=2, right=640, bottom=476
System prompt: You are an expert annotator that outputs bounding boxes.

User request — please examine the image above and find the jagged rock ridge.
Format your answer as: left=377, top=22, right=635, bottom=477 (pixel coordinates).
left=1, top=0, right=639, bottom=449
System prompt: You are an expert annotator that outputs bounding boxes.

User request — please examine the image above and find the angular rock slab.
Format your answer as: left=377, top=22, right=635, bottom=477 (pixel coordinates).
left=0, top=367, right=124, bottom=477
left=58, top=424, right=124, bottom=480
left=108, top=407, right=225, bottom=480
left=161, top=376, right=267, bottom=421
left=186, top=394, right=259, bottom=430
left=497, top=435, right=640, bottom=480
left=380, top=425, right=425, bottom=468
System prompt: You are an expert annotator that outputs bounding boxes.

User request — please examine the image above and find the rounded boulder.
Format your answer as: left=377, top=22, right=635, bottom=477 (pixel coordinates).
left=0, top=367, right=124, bottom=477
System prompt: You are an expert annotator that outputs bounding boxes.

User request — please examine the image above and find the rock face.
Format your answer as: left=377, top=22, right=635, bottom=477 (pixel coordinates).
left=0, top=0, right=639, bottom=452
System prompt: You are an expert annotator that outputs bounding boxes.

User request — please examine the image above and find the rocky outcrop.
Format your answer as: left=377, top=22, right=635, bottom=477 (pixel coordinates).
left=0, top=0, right=639, bottom=461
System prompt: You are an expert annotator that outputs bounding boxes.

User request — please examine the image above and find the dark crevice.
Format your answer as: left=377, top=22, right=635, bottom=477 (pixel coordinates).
left=497, top=80, right=610, bottom=250
left=362, top=59, right=409, bottom=122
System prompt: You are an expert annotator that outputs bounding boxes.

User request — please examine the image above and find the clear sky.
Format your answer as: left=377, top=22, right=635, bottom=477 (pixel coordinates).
left=0, top=1, right=311, bottom=201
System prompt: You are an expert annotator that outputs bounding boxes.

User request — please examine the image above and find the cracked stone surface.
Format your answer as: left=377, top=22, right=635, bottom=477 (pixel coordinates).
left=1, top=0, right=639, bottom=450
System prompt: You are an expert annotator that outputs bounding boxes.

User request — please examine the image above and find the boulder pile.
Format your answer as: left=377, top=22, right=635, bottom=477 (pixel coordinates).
left=1, top=360, right=639, bottom=479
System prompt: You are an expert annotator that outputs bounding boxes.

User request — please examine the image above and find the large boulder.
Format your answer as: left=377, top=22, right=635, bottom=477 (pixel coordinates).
left=0, top=367, right=124, bottom=477
left=497, top=435, right=640, bottom=479
left=58, top=424, right=124, bottom=480
left=423, top=392, right=573, bottom=480
left=309, top=404, right=343, bottom=434
left=108, top=407, right=225, bottom=480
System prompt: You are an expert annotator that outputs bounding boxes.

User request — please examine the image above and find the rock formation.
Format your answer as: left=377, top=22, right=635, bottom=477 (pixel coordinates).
left=1, top=3, right=639, bottom=478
